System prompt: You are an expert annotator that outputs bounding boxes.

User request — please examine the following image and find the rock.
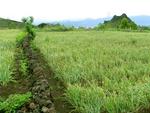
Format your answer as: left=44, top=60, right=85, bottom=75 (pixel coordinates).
left=39, top=99, right=47, bottom=106
left=32, top=109, right=40, bottom=113
left=32, top=85, right=40, bottom=91
left=29, top=102, right=36, bottom=109
left=49, top=107, right=56, bottom=113
left=33, top=66, right=44, bottom=75
left=41, top=79, right=48, bottom=83
left=46, top=100, right=53, bottom=107
left=42, top=106, right=49, bottom=113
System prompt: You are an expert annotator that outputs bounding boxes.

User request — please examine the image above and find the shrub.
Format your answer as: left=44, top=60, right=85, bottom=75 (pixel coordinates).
left=0, top=92, right=32, bottom=113
left=16, top=32, right=27, bottom=47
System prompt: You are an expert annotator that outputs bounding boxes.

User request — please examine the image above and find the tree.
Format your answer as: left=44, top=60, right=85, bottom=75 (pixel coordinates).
left=130, top=22, right=137, bottom=30
left=120, top=18, right=129, bottom=29
left=100, top=24, right=106, bottom=32
left=21, top=16, right=35, bottom=39
left=95, top=23, right=106, bottom=32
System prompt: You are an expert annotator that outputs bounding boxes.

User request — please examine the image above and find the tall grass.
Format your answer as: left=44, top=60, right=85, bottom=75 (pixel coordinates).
left=0, top=30, right=19, bottom=85
left=66, top=84, right=105, bottom=113
left=35, top=31, right=150, bottom=113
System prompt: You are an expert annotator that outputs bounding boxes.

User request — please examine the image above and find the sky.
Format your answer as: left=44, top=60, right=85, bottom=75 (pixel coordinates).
left=0, top=0, right=150, bottom=22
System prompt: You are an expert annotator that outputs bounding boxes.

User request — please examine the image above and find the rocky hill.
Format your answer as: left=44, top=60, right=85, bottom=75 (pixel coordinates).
left=102, top=13, right=138, bottom=29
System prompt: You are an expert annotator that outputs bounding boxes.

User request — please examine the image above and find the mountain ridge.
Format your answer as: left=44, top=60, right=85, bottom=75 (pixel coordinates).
left=50, top=15, right=150, bottom=27
left=0, top=15, right=150, bottom=28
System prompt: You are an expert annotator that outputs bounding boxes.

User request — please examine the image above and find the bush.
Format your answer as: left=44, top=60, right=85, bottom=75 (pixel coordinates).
left=16, top=32, right=27, bottom=47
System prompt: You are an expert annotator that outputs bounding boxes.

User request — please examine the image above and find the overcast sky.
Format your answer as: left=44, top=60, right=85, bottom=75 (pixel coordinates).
left=0, top=0, right=150, bottom=22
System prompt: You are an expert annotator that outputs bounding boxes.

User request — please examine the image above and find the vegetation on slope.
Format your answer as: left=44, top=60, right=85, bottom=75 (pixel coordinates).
left=38, top=23, right=75, bottom=31
left=95, top=13, right=138, bottom=30
left=0, top=18, right=24, bottom=29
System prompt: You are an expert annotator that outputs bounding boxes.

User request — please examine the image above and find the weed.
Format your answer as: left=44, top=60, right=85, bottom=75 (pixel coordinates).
left=0, top=92, right=32, bottom=113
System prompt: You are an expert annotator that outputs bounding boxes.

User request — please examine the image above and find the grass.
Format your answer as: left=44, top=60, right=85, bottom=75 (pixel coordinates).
left=0, top=29, right=19, bottom=85
left=35, top=31, right=150, bottom=113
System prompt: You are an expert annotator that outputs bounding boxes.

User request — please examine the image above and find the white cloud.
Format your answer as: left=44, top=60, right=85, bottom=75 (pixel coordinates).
left=0, top=0, right=150, bottom=21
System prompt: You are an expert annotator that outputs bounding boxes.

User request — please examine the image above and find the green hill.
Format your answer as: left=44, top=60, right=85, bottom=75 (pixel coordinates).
left=38, top=23, right=74, bottom=31
left=0, top=18, right=24, bottom=29
left=97, top=13, right=138, bottom=30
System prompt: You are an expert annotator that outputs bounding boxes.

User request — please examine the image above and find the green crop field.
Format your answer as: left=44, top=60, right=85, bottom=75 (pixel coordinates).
left=0, top=30, right=19, bottom=85
left=1, top=1, right=150, bottom=112
left=35, top=31, right=150, bottom=113
left=1, top=29, right=150, bottom=113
